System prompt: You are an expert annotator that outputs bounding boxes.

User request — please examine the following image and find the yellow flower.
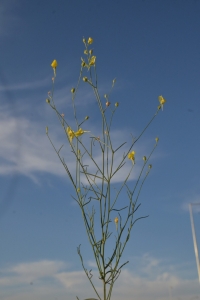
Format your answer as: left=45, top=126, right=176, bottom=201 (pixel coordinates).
left=66, top=127, right=75, bottom=143
left=75, top=128, right=90, bottom=137
left=66, top=127, right=89, bottom=143
left=158, top=95, right=166, bottom=110
left=88, top=37, right=93, bottom=44
left=128, top=151, right=135, bottom=164
left=51, top=60, right=58, bottom=68
left=89, top=56, right=96, bottom=66
left=155, top=137, right=159, bottom=143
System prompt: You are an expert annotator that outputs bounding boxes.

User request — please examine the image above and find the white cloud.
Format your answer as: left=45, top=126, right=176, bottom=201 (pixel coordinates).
left=0, top=102, right=154, bottom=187
left=0, top=257, right=199, bottom=300
left=0, top=77, right=50, bottom=92
left=0, top=260, right=66, bottom=287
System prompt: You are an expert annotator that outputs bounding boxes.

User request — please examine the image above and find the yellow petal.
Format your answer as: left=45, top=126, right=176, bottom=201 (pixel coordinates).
left=75, top=128, right=84, bottom=137
left=51, top=60, right=58, bottom=68
left=89, top=56, right=96, bottom=66
left=66, top=127, right=75, bottom=143
left=158, top=95, right=166, bottom=105
left=88, top=37, right=93, bottom=44
left=128, top=151, right=135, bottom=160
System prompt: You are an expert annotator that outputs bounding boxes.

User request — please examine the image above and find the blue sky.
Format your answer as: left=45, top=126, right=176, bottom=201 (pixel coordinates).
left=0, top=0, right=200, bottom=299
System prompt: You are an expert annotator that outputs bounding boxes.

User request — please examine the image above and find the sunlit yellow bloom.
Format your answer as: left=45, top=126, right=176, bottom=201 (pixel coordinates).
left=75, top=128, right=89, bottom=137
left=66, top=127, right=75, bottom=143
left=158, top=95, right=166, bottom=110
left=84, top=50, right=88, bottom=55
left=128, top=151, right=135, bottom=164
left=51, top=60, right=58, bottom=68
left=75, top=128, right=85, bottom=137
left=88, top=37, right=93, bottom=44
left=66, top=127, right=89, bottom=143
left=89, top=56, right=96, bottom=66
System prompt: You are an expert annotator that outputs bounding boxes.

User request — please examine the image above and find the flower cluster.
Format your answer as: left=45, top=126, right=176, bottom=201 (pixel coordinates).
left=66, top=127, right=89, bottom=143
left=47, top=37, right=167, bottom=300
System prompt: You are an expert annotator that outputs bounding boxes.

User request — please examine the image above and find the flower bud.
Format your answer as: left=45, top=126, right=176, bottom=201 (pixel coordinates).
left=71, top=88, right=75, bottom=93
left=83, top=77, right=88, bottom=82
left=77, top=188, right=80, bottom=193
left=114, top=217, right=119, bottom=230
left=143, top=156, right=146, bottom=161
left=46, top=126, right=48, bottom=134
left=89, top=56, right=96, bottom=66
left=83, top=38, right=86, bottom=43
left=51, top=60, right=58, bottom=68
left=115, top=102, right=119, bottom=107
left=81, top=61, right=86, bottom=67
left=85, top=116, right=89, bottom=120
left=88, top=37, right=93, bottom=44
left=155, top=137, right=159, bottom=143
left=148, top=164, right=152, bottom=169
left=106, top=101, right=111, bottom=107
left=84, top=50, right=88, bottom=55
left=89, top=49, right=93, bottom=55
left=46, top=98, right=50, bottom=104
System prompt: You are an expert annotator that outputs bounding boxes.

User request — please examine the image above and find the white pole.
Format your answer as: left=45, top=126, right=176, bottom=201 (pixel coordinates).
left=189, top=203, right=200, bottom=283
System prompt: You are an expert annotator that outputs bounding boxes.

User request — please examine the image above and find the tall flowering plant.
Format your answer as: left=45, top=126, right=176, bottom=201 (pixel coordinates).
left=46, top=37, right=166, bottom=300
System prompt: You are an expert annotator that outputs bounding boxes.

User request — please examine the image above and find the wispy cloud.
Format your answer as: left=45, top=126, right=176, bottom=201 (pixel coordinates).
left=0, top=101, right=154, bottom=185
left=0, top=257, right=199, bottom=300
left=0, top=77, right=50, bottom=92
left=0, top=260, right=66, bottom=287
